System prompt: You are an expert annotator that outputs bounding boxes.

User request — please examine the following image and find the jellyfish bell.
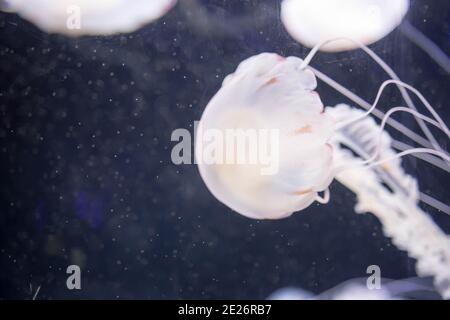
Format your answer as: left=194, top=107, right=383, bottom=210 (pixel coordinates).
left=1, top=0, right=177, bottom=36
left=196, top=53, right=335, bottom=220
left=281, top=0, right=410, bottom=52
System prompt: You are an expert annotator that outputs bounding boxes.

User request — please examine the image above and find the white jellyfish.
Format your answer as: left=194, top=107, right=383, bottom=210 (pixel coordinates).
left=196, top=54, right=335, bottom=219
left=268, top=278, right=439, bottom=300
left=281, top=0, right=450, bottom=73
left=281, top=0, right=410, bottom=52
left=0, top=0, right=176, bottom=36
left=195, top=49, right=450, bottom=299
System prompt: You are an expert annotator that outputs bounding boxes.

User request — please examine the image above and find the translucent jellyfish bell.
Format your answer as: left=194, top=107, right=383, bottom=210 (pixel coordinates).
left=196, top=53, right=335, bottom=220
left=1, top=0, right=176, bottom=36
left=281, top=0, right=410, bottom=52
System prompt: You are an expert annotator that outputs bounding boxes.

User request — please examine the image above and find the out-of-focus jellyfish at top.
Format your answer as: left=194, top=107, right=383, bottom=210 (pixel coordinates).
left=268, top=277, right=440, bottom=300
left=0, top=0, right=177, bottom=36
left=195, top=49, right=450, bottom=298
left=281, top=0, right=450, bottom=73
left=281, top=0, right=410, bottom=52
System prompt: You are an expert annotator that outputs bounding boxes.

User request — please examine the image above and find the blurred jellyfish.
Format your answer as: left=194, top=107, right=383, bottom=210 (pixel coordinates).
left=268, top=278, right=440, bottom=300
left=281, top=0, right=450, bottom=73
left=195, top=51, right=450, bottom=298
left=0, top=0, right=177, bottom=36
left=281, top=0, right=409, bottom=52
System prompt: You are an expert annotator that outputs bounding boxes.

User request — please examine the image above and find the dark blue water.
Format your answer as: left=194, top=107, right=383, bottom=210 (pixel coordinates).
left=0, top=0, right=449, bottom=299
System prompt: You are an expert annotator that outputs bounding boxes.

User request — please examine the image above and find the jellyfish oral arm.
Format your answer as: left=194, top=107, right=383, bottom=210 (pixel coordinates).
left=328, top=105, right=450, bottom=299
left=334, top=154, right=450, bottom=300
left=334, top=79, right=450, bottom=139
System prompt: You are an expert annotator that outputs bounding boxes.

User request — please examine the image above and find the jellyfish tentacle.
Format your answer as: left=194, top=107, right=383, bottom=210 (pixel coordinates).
left=308, top=67, right=433, bottom=148
left=367, top=148, right=450, bottom=170
left=400, top=21, right=450, bottom=74
left=310, top=67, right=434, bottom=149
left=315, top=188, right=330, bottom=204
left=419, top=193, right=450, bottom=216
left=301, top=36, right=445, bottom=157
left=391, top=139, right=450, bottom=173
left=335, top=79, right=450, bottom=138
left=329, top=105, right=450, bottom=299
left=314, top=70, right=450, bottom=171
left=336, top=106, right=450, bottom=171
left=366, top=106, right=450, bottom=167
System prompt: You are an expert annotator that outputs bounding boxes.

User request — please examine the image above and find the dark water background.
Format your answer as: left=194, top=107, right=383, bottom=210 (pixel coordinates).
left=0, top=0, right=449, bottom=299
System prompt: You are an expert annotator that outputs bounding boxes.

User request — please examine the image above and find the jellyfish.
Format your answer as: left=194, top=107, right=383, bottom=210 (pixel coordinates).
left=281, top=0, right=450, bottom=74
left=281, top=0, right=410, bottom=52
left=268, top=277, right=440, bottom=300
left=195, top=50, right=450, bottom=298
left=0, top=0, right=177, bottom=36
